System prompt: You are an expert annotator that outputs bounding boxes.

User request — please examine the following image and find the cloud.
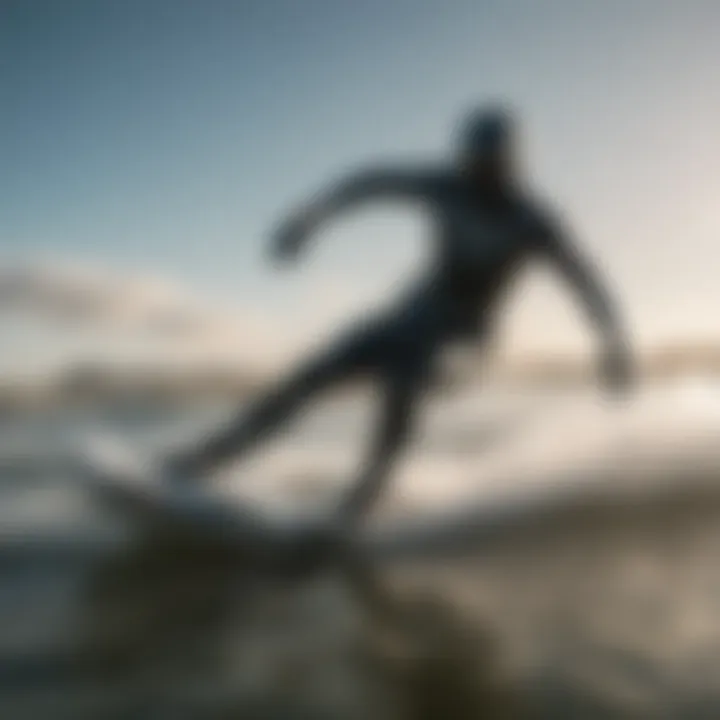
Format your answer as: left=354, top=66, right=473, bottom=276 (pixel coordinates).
left=0, top=263, right=216, bottom=332
left=0, top=261, right=292, bottom=371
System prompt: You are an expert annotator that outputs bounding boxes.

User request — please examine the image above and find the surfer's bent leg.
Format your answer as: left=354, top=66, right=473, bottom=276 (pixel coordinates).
left=166, top=318, right=392, bottom=479
left=337, top=368, right=427, bottom=521
left=278, top=365, right=430, bottom=579
left=335, top=297, right=442, bottom=523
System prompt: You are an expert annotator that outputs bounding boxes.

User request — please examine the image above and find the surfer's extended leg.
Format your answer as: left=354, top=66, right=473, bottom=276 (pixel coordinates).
left=166, top=358, right=346, bottom=480
left=164, top=319, right=392, bottom=481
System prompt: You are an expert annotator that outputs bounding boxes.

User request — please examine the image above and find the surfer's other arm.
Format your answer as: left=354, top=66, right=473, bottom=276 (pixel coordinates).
left=270, top=167, right=433, bottom=263
left=538, top=215, right=633, bottom=394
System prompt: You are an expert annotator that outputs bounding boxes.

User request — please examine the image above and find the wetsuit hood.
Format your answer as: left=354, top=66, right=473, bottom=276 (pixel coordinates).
left=456, top=105, right=516, bottom=195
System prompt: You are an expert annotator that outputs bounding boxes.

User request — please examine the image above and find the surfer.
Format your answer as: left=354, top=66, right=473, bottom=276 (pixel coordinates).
left=163, top=105, right=633, bottom=536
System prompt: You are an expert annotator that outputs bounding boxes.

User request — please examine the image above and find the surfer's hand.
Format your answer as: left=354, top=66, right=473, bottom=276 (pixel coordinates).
left=599, top=337, right=634, bottom=398
left=270, top=207, right=316, bottom=266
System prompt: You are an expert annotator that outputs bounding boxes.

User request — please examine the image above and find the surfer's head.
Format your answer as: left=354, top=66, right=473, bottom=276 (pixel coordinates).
left=455, top=104, right=517, bottom=190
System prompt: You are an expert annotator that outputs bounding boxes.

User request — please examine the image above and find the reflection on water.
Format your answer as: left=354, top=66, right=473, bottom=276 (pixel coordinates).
left=3, top=382, right=720, bottom=717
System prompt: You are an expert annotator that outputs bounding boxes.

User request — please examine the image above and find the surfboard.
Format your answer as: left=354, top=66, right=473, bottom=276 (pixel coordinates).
left=80, top=417, right=702, bottom=575
left=81, top=435, right=269, bottom=535
left=78, top=434, right=343, bottom=571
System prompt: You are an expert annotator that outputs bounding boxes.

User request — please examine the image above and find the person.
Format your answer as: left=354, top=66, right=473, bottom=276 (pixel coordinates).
left=163, top=104, right=633, bottom=540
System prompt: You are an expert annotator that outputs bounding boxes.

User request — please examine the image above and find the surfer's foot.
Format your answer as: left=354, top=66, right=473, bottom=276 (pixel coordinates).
left=277, top=520, right=351, bottom=580
left=160, top=450, right=208, bottom=489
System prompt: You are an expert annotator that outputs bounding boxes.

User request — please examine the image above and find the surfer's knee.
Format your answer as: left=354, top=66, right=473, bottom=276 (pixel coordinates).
left=289, top=348, right=351, bottom=396
left=377, top=375, right=422, bottom=448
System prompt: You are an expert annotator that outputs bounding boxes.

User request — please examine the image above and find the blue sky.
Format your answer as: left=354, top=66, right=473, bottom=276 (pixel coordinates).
left=3, top=0, right=720, bottom=365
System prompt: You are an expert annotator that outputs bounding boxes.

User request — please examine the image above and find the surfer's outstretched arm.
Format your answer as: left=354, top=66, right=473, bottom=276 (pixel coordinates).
left=271, top=167, right=435, bottom=262
left=538, top=218, right=633, bottom=393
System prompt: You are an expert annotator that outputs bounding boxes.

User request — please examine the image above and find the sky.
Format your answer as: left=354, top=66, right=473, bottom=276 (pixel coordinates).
left=3, top=0, right=720, bottom=371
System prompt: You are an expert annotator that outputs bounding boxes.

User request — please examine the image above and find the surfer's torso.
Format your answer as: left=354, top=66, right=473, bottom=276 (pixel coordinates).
left=395, top=169, right=552, bottom=339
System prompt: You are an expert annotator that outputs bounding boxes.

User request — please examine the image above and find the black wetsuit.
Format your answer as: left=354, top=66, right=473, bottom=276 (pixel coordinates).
left=177, top=166, right=624, bottom=523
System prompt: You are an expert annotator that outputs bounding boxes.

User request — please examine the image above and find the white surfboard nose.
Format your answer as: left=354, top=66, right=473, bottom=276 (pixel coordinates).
left=80, top=434, right=150, bottom=484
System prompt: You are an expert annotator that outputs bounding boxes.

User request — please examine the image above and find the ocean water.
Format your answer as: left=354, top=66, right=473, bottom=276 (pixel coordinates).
left=4, top=379, right=720, bottom=718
